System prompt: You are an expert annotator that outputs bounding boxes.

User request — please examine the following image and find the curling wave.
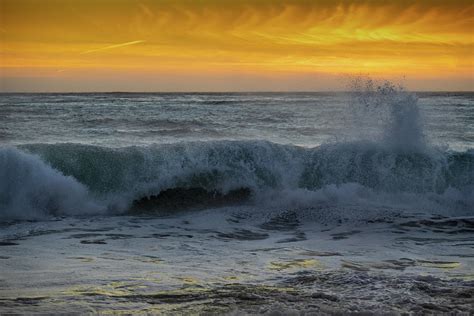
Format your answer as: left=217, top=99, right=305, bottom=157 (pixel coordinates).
left=0, top=140, right=472, bottom=219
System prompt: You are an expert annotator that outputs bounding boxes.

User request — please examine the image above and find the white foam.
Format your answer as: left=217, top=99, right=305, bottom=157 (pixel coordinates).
left=0, top=147, right=104, bottom=219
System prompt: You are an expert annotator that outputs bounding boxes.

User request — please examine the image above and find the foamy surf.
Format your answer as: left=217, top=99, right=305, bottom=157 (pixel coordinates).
left=0, top=147, right=103, bottom=219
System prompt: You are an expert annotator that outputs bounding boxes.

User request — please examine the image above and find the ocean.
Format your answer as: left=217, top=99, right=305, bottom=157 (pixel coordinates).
left=1, top=86, right=473, bottom=313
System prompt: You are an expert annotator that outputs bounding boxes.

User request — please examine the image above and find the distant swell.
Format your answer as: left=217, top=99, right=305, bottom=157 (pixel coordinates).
left=0, top=140, right=472, bottom=219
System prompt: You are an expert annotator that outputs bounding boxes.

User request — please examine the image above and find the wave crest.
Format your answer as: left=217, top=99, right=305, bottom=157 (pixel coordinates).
left=0, top=140, right=470, bottom=219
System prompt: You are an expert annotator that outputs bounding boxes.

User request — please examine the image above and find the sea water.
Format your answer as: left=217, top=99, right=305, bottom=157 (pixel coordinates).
left=0, top=84, right=473, bottom=313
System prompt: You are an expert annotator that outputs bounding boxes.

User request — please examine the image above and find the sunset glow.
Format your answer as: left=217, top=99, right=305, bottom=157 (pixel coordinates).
left=1, top=0, right=473, bottom=91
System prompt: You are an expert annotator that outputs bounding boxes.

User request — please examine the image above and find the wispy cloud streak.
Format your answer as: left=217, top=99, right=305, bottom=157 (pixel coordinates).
left=81, top=40, right=145, bottom=55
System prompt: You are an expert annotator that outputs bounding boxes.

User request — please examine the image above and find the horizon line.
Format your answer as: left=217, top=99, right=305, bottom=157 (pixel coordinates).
left=1, top=90, right=473, bottom=94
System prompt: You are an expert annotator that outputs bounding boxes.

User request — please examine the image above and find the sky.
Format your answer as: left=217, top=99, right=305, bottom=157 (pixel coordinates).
left=1, top=0, right=473, bottom=92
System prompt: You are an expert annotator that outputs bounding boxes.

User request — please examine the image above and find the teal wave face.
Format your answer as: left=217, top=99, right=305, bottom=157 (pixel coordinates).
left=22, top=140, right=473, bottom=197
left=22, top=141, right=303, bottom=197
left=1, top=140, right=473, bottom=219
left=300, top=142, right=474, bottom=194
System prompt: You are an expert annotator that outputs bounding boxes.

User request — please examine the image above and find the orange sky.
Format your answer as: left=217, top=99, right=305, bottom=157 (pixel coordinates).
left=1, top=0, right=473, bottom=91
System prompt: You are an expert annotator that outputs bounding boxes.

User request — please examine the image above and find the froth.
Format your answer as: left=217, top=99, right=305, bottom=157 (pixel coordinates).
left=0, top=147, right=103, bottom=219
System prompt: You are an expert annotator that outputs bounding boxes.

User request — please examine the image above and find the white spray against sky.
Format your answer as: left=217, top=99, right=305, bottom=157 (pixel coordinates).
left=347, top=77, right=427, bottom=151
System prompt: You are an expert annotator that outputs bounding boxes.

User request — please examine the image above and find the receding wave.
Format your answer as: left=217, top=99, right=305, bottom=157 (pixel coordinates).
left=0, top=140, right=472, bottom=219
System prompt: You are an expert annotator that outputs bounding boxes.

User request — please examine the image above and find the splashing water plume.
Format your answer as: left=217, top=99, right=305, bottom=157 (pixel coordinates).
left=349, top=77, right=426, bottom=151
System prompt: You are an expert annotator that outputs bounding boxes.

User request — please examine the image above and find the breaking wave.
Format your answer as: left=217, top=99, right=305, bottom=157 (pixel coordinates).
left=1, top=80, right=472, bottom=219
left=0, top=140, right=472, bottom=219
